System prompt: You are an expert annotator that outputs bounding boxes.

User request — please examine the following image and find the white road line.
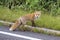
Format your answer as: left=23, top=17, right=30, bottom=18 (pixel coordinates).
left=0, top=31, right=42, bottom=40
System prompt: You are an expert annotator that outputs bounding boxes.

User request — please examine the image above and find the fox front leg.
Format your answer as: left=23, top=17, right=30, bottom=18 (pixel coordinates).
left=31, top=20, right=36, bottom=27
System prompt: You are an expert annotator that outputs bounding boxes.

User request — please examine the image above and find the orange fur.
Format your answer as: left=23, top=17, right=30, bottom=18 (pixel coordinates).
left=9, top=11, right=41, bottom=31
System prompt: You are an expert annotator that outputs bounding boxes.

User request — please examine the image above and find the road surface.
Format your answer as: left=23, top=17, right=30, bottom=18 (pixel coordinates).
left=0, top=26, right=60, bottom=40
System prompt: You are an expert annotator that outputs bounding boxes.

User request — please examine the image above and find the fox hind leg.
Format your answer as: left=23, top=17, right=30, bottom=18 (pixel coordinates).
left=9, top=20, right=21, bottom=31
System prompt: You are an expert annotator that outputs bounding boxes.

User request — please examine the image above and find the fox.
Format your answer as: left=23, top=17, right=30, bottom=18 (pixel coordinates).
left=9, top=11, right=41, bottom=31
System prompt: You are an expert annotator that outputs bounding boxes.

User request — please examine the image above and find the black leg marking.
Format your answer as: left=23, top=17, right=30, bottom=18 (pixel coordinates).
left=31, top=20, right=36, bottom=27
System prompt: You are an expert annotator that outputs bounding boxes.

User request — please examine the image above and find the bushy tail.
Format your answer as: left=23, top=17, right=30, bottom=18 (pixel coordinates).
left=9, top=20, right=21, bottom=31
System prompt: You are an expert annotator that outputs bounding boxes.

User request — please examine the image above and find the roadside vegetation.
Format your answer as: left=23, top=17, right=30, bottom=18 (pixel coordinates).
left=0, top=0, right=60, bottom=31
left=0, top=6, right=60, bottom=30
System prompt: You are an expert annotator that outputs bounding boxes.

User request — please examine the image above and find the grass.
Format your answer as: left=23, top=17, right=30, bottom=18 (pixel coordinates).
left=36, top=14, right=60, bottom=30
left=0, top=6, right=29, bottom=22
left=0, top=6, right=60, bottom=30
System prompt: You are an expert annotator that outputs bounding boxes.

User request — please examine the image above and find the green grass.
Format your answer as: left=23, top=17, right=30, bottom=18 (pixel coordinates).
left=0, top=6, right=29, bottom=22
left=36, top=14, right=60, bottom=30
left=0, top=6, right=60, bottom=30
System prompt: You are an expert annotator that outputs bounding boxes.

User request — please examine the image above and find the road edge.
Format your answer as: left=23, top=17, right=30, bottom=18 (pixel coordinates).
left=0, top=20, right=60, bottom=36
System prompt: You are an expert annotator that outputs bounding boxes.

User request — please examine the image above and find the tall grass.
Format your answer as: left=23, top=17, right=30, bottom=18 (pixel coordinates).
left=0, top=6, right=29, bottom=22
left=35, top=14, right=60, bottom=30
left=0, top=6, right=60, bottom=30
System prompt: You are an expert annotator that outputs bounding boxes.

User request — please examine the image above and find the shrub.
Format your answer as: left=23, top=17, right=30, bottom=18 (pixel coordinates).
left=0, top=0, right=60, bottom=16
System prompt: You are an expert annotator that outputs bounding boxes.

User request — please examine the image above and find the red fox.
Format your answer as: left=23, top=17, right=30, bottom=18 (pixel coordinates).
left=9, top=11, right=41, bottom=31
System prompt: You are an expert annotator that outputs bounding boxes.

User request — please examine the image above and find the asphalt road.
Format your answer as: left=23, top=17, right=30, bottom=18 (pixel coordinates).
left=0, top=26, right=60, bottom=40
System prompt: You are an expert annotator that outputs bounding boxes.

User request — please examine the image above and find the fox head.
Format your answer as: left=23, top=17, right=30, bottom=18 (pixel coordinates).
left=34, top=11, right=41, bottom=19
